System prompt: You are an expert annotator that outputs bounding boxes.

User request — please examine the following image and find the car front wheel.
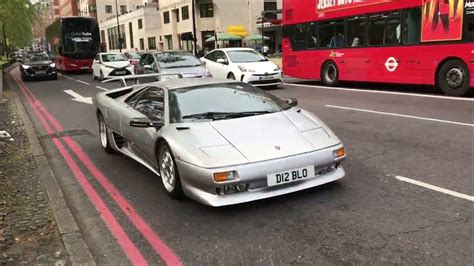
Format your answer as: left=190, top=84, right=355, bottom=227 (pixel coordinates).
left=98, top=113, right=115, bottom=154
left=158, top=143, right=184, bottom=199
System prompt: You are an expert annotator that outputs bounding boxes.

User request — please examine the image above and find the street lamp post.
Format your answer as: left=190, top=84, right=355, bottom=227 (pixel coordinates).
left=115, top=0, right=121, bottom=52
left=191, top=0, right=197, bottom=56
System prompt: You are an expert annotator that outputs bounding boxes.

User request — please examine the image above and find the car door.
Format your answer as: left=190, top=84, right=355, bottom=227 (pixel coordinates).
left=213, top=51, right=231, bottom=78
left=121, top=87, right=165, bottom=165
left=202, top=51, right=219, bottom=76
left=137, top=53, right=150, bottom=74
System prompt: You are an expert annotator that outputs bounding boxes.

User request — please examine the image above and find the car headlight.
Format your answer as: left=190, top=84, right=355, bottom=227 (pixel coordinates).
left=238, top=65, right=255, bottom=73
left=274, top=65, right=280, bottom=71
left=22, top=65, right=30, bottom=69
left=49, top=63, right=56, bottom=68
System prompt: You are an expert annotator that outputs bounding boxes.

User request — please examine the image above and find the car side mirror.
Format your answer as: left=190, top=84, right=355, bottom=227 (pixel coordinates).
left=144, top=65, right=152, bottom=70
left=285, top=98, right=298, bottom=107
left=216, top=58, right=228, bottom=65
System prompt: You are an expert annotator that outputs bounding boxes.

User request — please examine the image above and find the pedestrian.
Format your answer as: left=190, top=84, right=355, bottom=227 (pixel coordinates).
left=262, top=45, right=269, bottom=56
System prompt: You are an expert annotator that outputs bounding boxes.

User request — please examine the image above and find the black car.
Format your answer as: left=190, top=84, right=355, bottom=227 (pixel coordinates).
left=20, top=52, right=58, bottom=81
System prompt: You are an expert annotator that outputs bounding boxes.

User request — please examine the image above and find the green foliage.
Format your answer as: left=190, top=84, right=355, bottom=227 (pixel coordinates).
left=0, top=0, right=38, bottom=48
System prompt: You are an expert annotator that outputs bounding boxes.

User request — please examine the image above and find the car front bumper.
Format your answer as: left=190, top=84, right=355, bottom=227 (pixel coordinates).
left=176, top=144, right=345, bottom=207
left=239, top=71, right=283, bottom=87
left=103, top=66, right=134, bottom=78
left=22, top=66, right=57, bottom=78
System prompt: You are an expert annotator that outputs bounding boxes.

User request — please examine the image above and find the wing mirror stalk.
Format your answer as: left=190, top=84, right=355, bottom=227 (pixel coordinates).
left=285, top=98, right=298, bottom=107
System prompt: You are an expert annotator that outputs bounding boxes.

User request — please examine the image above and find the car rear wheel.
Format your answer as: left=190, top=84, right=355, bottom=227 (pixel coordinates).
left=158, top=144, right=184, bottom=199
left=321, top=61, right=339, bottom=86
left=99, top=70, right=104, bottom=81
left=98, top=113, right=115, bottom=154
left=437, top=59, right=470, bottom=97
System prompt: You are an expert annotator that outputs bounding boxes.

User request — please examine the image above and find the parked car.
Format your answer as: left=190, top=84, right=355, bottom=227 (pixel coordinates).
left=124, top=51, right=143, bottom=73
left=92, top=53, right=134, bottom=80
left=136, top=51, right=210, bottom=78
left=19, top=52, right=57, bottom=81
left=94, top=76, right=346, bottom=206
left=201, top=48, right=283, bottom=88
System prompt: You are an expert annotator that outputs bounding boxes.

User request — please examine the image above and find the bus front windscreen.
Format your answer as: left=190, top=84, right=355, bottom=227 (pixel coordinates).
left=62, top=18, right=99, bottom=57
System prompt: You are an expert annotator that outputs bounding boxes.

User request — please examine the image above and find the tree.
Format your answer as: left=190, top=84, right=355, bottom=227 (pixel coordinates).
left=0, top=0, right=37, bottom=49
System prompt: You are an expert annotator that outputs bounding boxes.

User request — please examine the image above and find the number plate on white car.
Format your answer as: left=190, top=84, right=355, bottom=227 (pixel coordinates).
left=267, top=165, right=315, bottom=187
left=115, top=71, right=126, bottom=75
left=260, top=76, right=273, bottom=80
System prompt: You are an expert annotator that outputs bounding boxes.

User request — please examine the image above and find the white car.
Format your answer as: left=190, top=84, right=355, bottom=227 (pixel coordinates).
left=201, top=48, right=282, bottom=88
left=92, top=53, right=135, bottom=80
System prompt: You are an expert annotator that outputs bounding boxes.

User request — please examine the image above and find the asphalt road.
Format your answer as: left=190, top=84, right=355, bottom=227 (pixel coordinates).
left=7, top=68, right=473, bottom=265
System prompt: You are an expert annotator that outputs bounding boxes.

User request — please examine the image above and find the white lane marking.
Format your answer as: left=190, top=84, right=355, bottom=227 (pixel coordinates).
left=76, top=79, right=90, bottom=85
left=395, top=176, right=474, bottom=202
left=284, top=83, right=474, bottom=102
left=96, top=86, right=108, bottom=91
left=326, top=104, right=474, bottom=127
left=64, top=90, right=93, bottom=104
left=64, top=75, right=74, bottom=80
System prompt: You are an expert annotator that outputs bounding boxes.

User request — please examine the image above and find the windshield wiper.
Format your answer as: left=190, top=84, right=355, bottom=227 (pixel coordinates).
left=182, top=111, right=273, bottom=121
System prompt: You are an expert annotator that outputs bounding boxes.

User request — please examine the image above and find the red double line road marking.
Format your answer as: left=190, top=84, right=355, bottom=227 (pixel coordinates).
left=11, top=71, right=182, bottom=266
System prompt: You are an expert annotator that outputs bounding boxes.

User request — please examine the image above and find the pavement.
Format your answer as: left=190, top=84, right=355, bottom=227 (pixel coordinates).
left=3, top=66, right=473, bottom=264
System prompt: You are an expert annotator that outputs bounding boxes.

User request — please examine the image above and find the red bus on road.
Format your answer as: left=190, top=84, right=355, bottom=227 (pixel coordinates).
left=282, top=0, right=474, bottom=96
left=46, top=17, right=100, bottom=72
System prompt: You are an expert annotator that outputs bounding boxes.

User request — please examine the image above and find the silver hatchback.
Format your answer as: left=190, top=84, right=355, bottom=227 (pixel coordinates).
left=136, top=51, right=211, bottom=78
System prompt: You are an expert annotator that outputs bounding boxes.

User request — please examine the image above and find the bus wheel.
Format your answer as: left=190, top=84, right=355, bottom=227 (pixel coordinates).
left=322, top=61, right=339, bottom=86
left=437, top=59, right=470, bottom=97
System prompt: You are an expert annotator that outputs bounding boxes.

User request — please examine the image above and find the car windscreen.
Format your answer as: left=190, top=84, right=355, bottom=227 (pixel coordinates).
left=155, top=53, right=202, bottom=69
left=227, top=50, right=268, bottom=63
left=168, top=83, right=291, bottom=123
left=101, top=54, right=127, bottom=62
left=25, top=53, right=50, bottom=62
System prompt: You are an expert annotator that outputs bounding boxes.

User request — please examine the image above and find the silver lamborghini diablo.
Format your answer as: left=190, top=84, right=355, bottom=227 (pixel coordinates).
left=93, top=75, right=346, bottom=206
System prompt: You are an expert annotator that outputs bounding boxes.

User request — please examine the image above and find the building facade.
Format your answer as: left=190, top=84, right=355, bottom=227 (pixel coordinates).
left=79, top=0, right=149, bottom=21
left=99, top=0, right=282, bottom=54
left=31, top=0, right=57, bottom=51
left=58, top=0, right=79, bottom=16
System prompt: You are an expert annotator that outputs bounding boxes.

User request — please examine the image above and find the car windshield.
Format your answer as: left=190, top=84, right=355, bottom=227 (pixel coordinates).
left=227, top=50, right=268, bottom=63
left=155, top=53, right=202, bottom=69
left=25, top=53, right=50, bottom=62
left=168, top=83, right=291, bottom=123
left=125, top=52, right=141, bottom=59
left=101, top=54, right=127, bottom=62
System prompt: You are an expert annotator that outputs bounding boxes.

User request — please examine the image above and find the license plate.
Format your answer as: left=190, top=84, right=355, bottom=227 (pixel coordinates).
left=260, top=75, right=274, bottom=80
left=81, top=66, right=89, bottom=69
left=115, top=71, right=126, bottom=75
left=267, top=165, right=315, bottom=187
left=36, top=71, right=46, bottom=74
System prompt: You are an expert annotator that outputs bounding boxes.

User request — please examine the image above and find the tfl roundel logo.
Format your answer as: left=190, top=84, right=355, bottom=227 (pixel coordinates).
left=385, top=57, right=399, bottom=72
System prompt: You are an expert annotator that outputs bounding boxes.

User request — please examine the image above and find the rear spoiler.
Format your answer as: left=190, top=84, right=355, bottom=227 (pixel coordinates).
left=102, top=73, right=184, bottom=87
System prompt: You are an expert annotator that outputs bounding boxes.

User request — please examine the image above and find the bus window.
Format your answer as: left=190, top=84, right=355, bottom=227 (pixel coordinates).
left=368, top=19, right=385, bottom=46
left=319, top=20, right=345, bottom=49
left=385, top=14, right=402, bottom=45
left=347, top=16, right=366, bottom=47
left=306, top=23, right=318, bottom=49
left=403, top=8, right=421, bottom=45
left=292, top=24, right=306, bottom=50
left=369, top=12, right=401, bottom=46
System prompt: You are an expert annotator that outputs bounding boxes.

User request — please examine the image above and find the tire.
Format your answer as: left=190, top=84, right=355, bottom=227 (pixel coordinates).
left=51, top=74, right=58, bottom=80
left=158, top=143, right=184, bottom=199
left=227, top=73, right=236, bottom=80
left=21, top=72, right=28, bottom=82
left=98, top=113, right=115, bottom=154
left=437, top=59, right=470, bottom=97
left=99, top=70, right=104, bottom=81
left=321, top=61, right=339, bottom=86
left=92, top=71, right=97, bottom=80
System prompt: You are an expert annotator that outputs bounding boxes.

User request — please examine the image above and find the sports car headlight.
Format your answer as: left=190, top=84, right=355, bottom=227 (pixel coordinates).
left=22, top=64, right=31, bottom=69
left=332, top=147, right=346, bottom=159
left=213, top=171, right=236, bottom=182
left=49, top=63, right=56, bottom=68
left=238, top=65, right=255, bottom=73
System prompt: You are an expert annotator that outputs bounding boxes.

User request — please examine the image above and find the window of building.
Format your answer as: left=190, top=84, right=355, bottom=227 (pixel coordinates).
left=105, top=5, right=112, bottom=13
left=402, top=8, right=421, bottom=45
left=368, top=12, right=401, bottom=46
left=129, top=22, right=134, bottom=48
left=139, top=38, right=145, bottom=50
left=182, top=6, right=189, bottom=20
left=148, top=37, right=156, bottom=50
left=264, top=1, right=277, bottom=19
left=165, top=35, right=173, bottom=50
left=100, top=30, right=105, bottom=43
left=89, top=4, right=96, bottom=13
left=120, top=5, right=127, bottom=15
left=174, top=9, right=180, bottom=22
left=319, top=20, right=345, bottom=48
left=138, top=19, right=143, bottom=29
left=120, top=24, right=126, bottom=49
left=200, top=3, right=213, bottom=18
left=164, top=11, right=170, bottom=24
left=347, top=16, right=366, bottom=47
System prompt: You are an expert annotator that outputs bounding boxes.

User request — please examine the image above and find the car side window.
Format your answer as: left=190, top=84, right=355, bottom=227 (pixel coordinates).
left=133, top=87, right=165, bottom=121
left=95, top=54, right=100, bottom=61
left=139, top=54, right=148, bottom=66
left=215, top=51, right=227, bottom=61
left=125, top=88, right=147, bottom=107
left=204, top=51, right=216, bottom=62
left=149, top=56, right=158, bottom=71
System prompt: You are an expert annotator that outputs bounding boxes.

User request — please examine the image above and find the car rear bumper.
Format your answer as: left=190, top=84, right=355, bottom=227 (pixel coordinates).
left=176, top=144, right=345, bottom=207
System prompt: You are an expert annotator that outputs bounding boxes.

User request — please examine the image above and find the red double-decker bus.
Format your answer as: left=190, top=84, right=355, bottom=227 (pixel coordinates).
left=46, top=17, right=100, bottom=72
left=282, top=0, right=474, bottom=96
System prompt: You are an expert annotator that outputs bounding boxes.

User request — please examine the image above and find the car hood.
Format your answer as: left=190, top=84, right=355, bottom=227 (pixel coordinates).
left=236, top=61, right=278, bottom=73
left=166, top=108, right=341, bottom=167
left=102, top=61, right=130, bottom=69
left=160, top=65, right=207, bottom=78
left=24, top=60, right=52, bottom=66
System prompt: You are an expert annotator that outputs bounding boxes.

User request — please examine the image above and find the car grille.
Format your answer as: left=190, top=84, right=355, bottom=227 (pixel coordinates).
left=32, top=65, right=49, bottom=71
left=249, top=79, right=282, bottom=85
left=252, top=72, right=279, bottom=77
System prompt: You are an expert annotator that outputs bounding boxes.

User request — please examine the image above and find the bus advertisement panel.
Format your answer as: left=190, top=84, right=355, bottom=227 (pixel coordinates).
left=282, top=0, right=474, bottom=96
left=46, top=17, right=100, bottom=72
